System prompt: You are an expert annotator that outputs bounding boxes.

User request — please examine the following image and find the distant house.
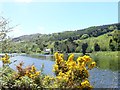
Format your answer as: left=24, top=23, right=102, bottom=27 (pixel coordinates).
left=44, top=49, right=51, bottom=54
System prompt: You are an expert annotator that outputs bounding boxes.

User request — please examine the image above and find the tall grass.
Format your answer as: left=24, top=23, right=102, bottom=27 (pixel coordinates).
left=89, top=51, right=119, bottom=71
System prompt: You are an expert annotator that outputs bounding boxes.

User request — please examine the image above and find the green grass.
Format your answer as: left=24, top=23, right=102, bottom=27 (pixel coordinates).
left=71, top=51, right=119, bottom=71
left=89, top=51, right=119, bottom=71
left=86, top=32, right=113, bottom=51
left=75, top=31, right=114, bottom=51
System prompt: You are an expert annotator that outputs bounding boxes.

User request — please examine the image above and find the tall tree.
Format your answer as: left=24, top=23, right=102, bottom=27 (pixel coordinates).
left=109, top=39, right=115, bottom=51
left=0, top=16, right=15, bottom=53
left=82, top=43, right=88, bottom=55
left=94, top=43, right=100, bottom=51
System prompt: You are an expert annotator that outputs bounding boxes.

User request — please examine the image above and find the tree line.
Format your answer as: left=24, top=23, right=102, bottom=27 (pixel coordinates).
left=1, top=16, right=120, bottom=54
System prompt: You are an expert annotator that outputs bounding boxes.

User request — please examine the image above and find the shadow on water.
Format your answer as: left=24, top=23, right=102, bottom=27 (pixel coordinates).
left=26, top=54, right=54, bottom=61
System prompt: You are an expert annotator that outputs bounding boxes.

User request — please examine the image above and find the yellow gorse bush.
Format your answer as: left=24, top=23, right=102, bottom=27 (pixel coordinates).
left=15, top=62, right=40, bottom=79
left=0, top=54, right=10, bottom=64
left=0, top=53, right=96, bottom=89
left=26, top=65, right=40, bottom=79
left=53, top=52, right=96, bottom=88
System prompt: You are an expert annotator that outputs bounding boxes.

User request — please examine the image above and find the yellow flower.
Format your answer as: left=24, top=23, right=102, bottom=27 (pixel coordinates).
left=68, top=54, right=74, bottom=62
left=25, top=70, right=30, bottom=76
left=66, top=70, right=71, bottom=75
left=84, top=68, right=89, bottom=77
left=58, top=71, right=65, bottom=77
left=91, top=62, right=96, bottom=66
left=56, top=76, right=62, bottom=80
left=72, top=61, right=76, bottom=67
left=81, top=80, right=90, bottom=88
left=54, top=53, right=64, bottom=64
left=53, top=64, right=59, bottom=71
left=35, top=71, right=40, bottom=76
left=3, top=59, right=10, bottom=64
left=63, top=75, right=69, bottom=82
left=53, top=52, right=96, bottom=88
left=30, top=74, right=35, bottom=79
left=77, top=56, right=84, bottom=65
left=83, top=55, right=92, bottom=62
left=88, top=62, right=96, bottom=69
left=54, top=52, right=59, bottom=60
left=58, top=55, right=64, bottom=62
left=77, top=62, right=86, bottom=71
left=60, top=54, right=64, bottom=58
left=44, top=75, right=52, bottom=80
left=2, top=54, right=9, bottom=60
left=81, top=62, right=86, bottom=67
left=31, top=65, right=36, bottom=72
left=1, top=54, right=10, bottom=64
left=1, top=57, right=6, bottom=61
left=67, top=62, right=76, bottom=70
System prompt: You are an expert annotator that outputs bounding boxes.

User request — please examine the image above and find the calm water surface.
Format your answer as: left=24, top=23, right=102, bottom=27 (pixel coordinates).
left=0, top=54, right=118, bottom=88
left=10, top=55, right=55, bottom=76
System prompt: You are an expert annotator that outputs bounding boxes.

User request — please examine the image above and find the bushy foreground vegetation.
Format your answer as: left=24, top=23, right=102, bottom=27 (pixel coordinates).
left=0, top=53, right=96, bottom=89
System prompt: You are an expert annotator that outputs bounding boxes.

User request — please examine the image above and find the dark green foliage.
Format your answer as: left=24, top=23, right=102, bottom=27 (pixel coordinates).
left=109, top=30, right=120, bottom=51
left=94, top=43, right=100, bottom=51
left=75, top=46, right=81, bottom=53
left=109, top=39, right=115, bottom=51
left=80, top=34, right=89, bottom=39
left=66, top=45, right=70, bottom=53
left=113, top=31, right=120, bottom=43
left=12, top=23, right=119, bottom=42
left=82, top=43, right=88, bottom=55
left=9, top=23, right=120, bottom=53
left=51, top=48, right=53, bottom=54
left=53, top=39, right=78, bottom=53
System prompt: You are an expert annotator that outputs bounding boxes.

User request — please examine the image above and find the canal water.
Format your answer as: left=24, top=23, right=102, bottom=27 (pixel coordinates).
left=0, top=54, right=119, bottom=88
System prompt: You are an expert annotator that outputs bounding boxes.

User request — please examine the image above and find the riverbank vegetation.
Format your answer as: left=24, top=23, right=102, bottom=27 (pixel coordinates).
left=1, top=23, right=120, bottom=55
left=0, top=16, right=119, bottom=89
left=0, top=53, right=96, bottom=89
left=0, top=17, right=119, bottom=65
left=89, top=51, right=119, bottom=71
left=69, top=51, right=119, bottom=71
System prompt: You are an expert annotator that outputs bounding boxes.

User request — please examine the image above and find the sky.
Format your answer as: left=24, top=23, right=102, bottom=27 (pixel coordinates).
left=0, top=0, right=119, bottom=37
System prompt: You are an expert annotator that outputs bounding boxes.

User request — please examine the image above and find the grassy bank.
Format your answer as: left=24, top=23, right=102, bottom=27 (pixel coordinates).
left=90, top=51, right=119, bottom=71
left=71, top=51, right=119, bottom=71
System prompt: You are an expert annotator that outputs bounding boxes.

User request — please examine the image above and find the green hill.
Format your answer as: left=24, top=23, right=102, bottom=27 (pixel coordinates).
left=12, top=23, right=119, bottom=42
left=6, top=23, right=120, bottom=53
left=74, top=31, right=114, bottom=52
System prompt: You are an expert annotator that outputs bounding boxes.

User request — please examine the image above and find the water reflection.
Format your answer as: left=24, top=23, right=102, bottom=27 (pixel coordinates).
left=26, top=54, right=54, bottom=61
left=93, top=57, right=119, bottom=71
left=9, top=55, right=55, bottom=76
left=89, top=68, right=118, bottom=88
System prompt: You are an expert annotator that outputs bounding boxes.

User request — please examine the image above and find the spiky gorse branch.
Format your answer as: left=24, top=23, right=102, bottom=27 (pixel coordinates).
left=53, top=52, right=96, bottom=88
left=0, top=54, right=10, bottom=65
left=14, top=62, right=40, bottom=79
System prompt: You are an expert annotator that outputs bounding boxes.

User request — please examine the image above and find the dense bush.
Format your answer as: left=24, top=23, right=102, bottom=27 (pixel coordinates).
left=0, top=53, right=96, bottom=89
left=53, top=52, right=96, bottom=88
left=82, top=43, right=88, bottom=55
left=94, top=43, right=100, bottom=51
